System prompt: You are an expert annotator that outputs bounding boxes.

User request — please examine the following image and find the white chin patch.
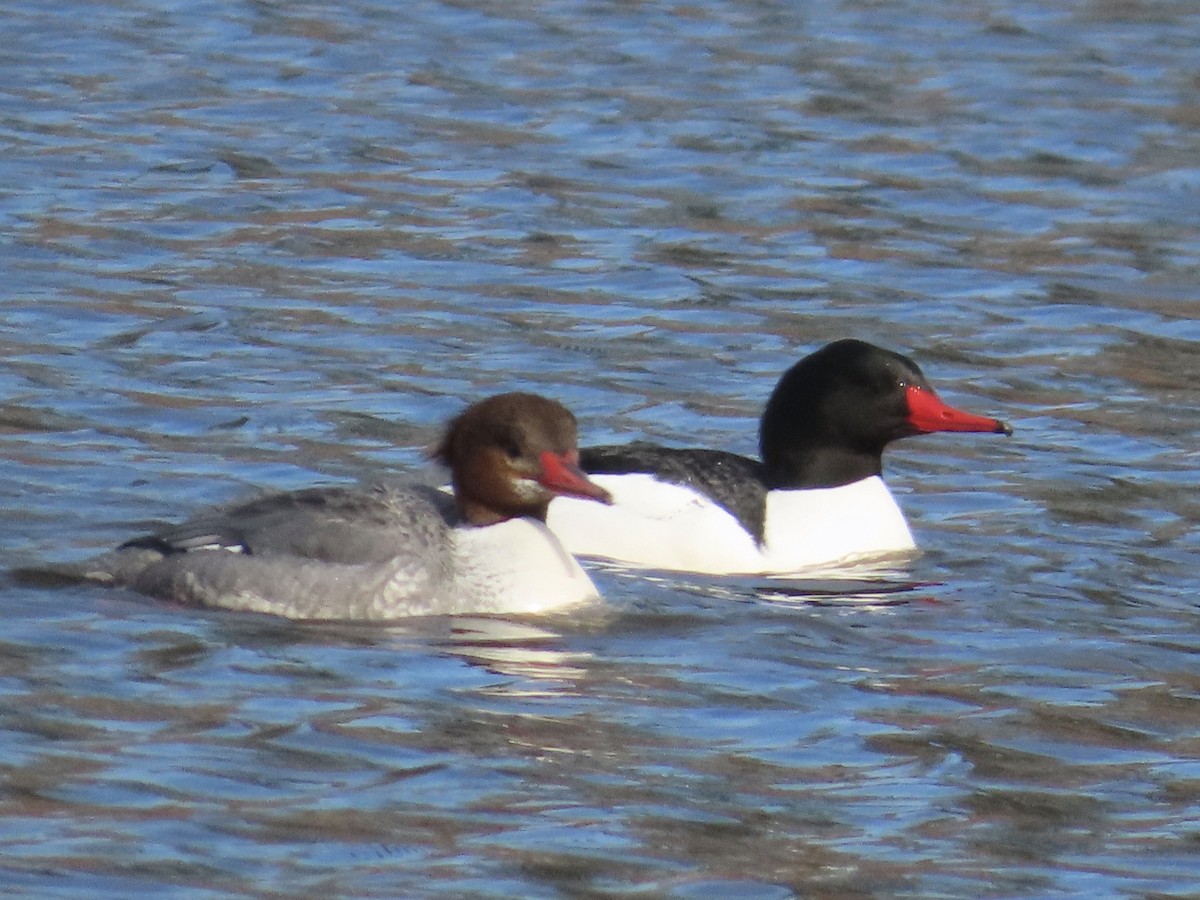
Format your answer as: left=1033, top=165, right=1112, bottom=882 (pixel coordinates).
left=512, top=477, right=545, bottom=502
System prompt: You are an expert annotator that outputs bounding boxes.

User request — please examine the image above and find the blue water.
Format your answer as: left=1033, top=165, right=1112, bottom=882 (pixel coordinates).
left=2, top=0, right=1199, bottom=896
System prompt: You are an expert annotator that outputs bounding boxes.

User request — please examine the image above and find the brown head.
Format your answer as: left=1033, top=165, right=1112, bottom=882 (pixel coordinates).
left=432, top=392, right=612, bottom=526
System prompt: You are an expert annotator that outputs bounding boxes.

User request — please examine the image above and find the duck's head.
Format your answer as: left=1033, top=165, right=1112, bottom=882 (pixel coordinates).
left=760, top=339, right=1012, bottom=489
left=433, top=392, right=612, bottom=526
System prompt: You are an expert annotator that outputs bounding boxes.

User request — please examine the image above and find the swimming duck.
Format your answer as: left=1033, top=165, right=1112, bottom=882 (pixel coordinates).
left=63, top=392, right=612, bottom=619
left=547, top=340, right=1011, bottom=575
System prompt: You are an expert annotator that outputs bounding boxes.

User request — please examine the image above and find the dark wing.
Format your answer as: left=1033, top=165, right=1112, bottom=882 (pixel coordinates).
left=581, top=442, right=769, bottom=545
left=120, top=483, right=456, bottom=566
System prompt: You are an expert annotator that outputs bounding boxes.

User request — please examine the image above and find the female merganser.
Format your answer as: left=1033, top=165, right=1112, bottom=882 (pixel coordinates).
left=547, top=340, right=1011, bottom=575
left=58, top=393, right=612, bottom=619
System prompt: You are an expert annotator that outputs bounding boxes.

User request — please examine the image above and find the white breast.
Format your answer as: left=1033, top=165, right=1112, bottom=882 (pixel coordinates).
left=547, top=474, right=915, bottom=576
left=448, top=518, right=600, bottom=614
left=759, top=476, right=915, bottom=572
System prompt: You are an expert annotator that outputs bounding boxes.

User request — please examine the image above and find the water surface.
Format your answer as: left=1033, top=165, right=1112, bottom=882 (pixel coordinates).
left=2, top=0, right=1199, bottom=896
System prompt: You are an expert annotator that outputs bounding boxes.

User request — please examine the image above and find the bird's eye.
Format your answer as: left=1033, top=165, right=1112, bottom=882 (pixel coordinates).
left=502, top=439, right=522, bottom=460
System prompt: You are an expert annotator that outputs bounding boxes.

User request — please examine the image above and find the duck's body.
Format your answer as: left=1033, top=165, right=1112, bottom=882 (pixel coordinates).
left=548, top=340, right=1010, bottom=575
left=553, top=471, right=913, bottom=575
left=59, top=393, right=611, bottom=619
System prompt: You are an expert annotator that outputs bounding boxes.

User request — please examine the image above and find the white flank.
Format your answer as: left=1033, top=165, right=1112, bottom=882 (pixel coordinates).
left=547, top=474, right=915, bottom=576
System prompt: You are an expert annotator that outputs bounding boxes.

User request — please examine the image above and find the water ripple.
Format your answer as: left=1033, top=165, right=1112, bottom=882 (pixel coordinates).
left=2, top=0, right=1199, bottom=895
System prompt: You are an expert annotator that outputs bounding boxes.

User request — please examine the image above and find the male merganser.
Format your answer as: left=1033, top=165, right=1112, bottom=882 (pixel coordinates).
left=547, top=340, right=1011, bottom=575
left=53, top=393, right=612, bottom=619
